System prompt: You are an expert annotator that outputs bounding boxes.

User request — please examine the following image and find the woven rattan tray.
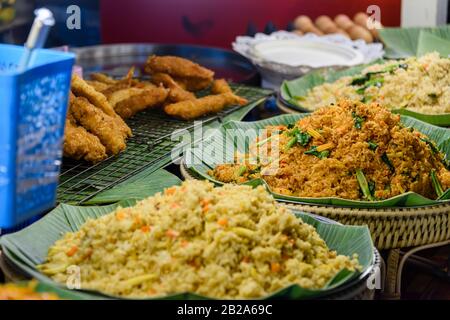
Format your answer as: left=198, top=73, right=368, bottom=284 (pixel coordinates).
left=180, top=160, right=450, bottom=250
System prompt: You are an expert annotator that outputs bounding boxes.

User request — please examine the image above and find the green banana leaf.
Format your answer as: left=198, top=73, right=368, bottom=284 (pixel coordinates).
left=186, top=113, right=450, bottom=208
left=379, top=25, right=450, bottom=59
left=84, top=169, right=181, bottom=205
left=280, top=61, right=450, bottom=127
left=0, top=200, right=374, bottom=300
left=416, top=30, right=450, bottom=57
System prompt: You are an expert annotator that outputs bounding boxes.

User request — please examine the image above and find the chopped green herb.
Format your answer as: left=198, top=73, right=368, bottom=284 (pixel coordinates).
left=284, top=137, right=298, bottom=151
left=356, top=77, right=384, bottom=94
left=430, top=169, right=444, bottom=198
left=361, top=95, right=373, bottom=103
left=285, top=128, right=311, bottom=149
left=304, top=146, right=329, bottom=159
left=368, top=180, right=376, bottom=197
left=442, top=157, right=450, bottom=170
left=318, top=150, right=330, bottom=159
left=351, top=74, right=370, bottom=86
left=295, top=131, right=311, bottom=146
left=356, top=169, right=375, bottom=201
left=287, top=127, right=300, bottom=136
left=381, top=153, right=395, bottom=172
left=352, top=112, right=365, bottom=129
left=287, top=123, right=295, bottom=129
left=236, top=165, right=247, bottom=177
left=352, top=64, right=406, bottom=87
left=304, top=145, right=318, bottom=155
left=420, top=137, right=438, bottom=154
left=367, top=141, right=378, bottom=150
left=249, top=166, right=261, bottom=174
left=356, top=88, right=365, bottom=95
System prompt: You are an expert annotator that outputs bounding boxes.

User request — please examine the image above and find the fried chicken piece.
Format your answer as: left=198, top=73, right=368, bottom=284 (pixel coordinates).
left=70, top=96, right=127, bottom=155
left=96, top=68, right=148, bottom=99
left=86, top=80, right=110, bottom=92
left=90, top=72, right=117, bottom=85
left=172, top=76, right=212, bottom=92
left=211, top=79, right=232, bottom=94
left=107, top=87, right=144, bottom=108
left=164, top=92, right=248, bottom=120
left=105, top=84, right=158, bottom=106
left=133, top=81, right=156, bottom=89
left=71, top=74, right=132, bottom=138
left=114, top=86, right=169, bottom=119
left=144, top=55, right=214, bottom=81
left=151, top=73, right=195, bottom=102
left=101, top=82, right=133, bottom=97
left=63, top=119, right=107, bottom=163
left=72, top=74, right=116, bottom=115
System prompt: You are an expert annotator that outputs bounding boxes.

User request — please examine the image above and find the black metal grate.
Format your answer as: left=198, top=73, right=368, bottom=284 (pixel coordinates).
left=57, top=84, right=272, bottom=204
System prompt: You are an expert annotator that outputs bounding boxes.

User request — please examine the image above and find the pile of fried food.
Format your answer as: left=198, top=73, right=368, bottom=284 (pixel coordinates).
left=144, top=55, right=247, bottom=119
left=63, top=55, right=248, bottom=163
left=209, top=100, right=450, bottom=201
left=64, top=74, right=133, bottom=163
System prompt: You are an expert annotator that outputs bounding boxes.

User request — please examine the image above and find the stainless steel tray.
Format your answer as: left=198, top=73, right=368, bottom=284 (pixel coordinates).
left=72, top=43, right=260, bottom=85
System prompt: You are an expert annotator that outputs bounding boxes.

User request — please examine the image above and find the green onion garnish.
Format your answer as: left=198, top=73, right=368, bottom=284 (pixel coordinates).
left=420, top=137, right=438, bottom=154
left=236, top=165, right=247, bottom=177
left=430, top=169, right=444, bottom=198
left=368, top=141, right=378, bottom=150
left=304, top=146, right=329, bottom=159
left=352, top=112, right=365, bottom=129
left=381, top=153, right=395, bottom=172
left=284, top=137, right=298, bottom=151
left=356, top=169, right=375, bottom=201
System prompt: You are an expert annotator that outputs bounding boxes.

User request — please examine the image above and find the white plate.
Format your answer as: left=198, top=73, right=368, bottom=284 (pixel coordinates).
left=252, top=39, right=364, bottom=68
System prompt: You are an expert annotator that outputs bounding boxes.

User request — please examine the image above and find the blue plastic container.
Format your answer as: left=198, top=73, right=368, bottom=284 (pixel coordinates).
left=0, top=44, right=75, bottom=229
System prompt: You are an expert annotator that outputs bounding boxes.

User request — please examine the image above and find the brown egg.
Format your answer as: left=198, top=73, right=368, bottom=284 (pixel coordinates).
left=294, top=15, right=314, bottom=31
left=315, top=15, right=338, bottom=34
left=305, top=25, right=324, bottom=36
left=335, top=28, right=350, bottom=38
left=293, top=29, right=304, bottom=36
left=334, top=14, right=354, bottom=30
left=353, top=12, right=369, bottom=27
left=347, top=25, right=373, bottom=43
left=294, top=15, right=324, bottom=35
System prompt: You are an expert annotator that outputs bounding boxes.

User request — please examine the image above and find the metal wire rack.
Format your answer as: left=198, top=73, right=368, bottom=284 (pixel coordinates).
left=56, top=84, right=271, bottom=204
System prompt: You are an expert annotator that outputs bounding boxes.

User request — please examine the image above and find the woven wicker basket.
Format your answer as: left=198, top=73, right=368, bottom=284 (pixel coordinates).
left=180, top=162, right=450, bottom=250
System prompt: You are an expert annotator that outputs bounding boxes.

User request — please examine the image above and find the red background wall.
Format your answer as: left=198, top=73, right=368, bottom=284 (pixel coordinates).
left=100, top=0, right=401, bottom=48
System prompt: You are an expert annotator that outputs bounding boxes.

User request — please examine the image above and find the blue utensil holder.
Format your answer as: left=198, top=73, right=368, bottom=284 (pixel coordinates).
left=0, top=44, right=75, bottom=229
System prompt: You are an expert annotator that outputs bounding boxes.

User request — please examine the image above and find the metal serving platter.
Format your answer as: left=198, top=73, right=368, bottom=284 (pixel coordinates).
left=72, top=43, right=260, bottom=85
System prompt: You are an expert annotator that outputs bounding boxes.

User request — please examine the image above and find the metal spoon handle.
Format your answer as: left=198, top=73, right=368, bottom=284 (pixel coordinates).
left=20, top=8, right=55, bottom=70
